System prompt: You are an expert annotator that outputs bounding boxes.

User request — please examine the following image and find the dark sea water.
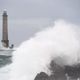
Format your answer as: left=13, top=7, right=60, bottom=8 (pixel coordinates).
left=0, top=55, right=12, bottom=67
left=0, top=55, right=12, bottom=80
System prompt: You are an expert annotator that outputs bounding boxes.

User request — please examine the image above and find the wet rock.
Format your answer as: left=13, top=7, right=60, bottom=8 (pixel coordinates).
left=65, top=64, right=80, bottom=79
left=34, top=60, right=67, bottom=80
left=34, top=72, right=49, bottom=80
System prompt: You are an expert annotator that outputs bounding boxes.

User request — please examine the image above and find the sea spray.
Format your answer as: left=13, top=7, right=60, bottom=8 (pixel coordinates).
left=9, top=20, right=80, bottom=80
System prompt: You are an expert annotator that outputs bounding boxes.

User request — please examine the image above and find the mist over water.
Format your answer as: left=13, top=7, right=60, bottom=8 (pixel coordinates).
left=9, top=20, right=80, bottom=80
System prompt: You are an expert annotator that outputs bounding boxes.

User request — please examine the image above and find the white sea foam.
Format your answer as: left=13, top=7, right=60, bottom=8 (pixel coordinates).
left=9, top=20, right=80, bottom=80
left=0, top=65, right=11, bottom=80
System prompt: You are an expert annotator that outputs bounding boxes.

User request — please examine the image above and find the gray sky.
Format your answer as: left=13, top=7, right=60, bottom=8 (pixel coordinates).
left=0, top=0, right=80, bottom=47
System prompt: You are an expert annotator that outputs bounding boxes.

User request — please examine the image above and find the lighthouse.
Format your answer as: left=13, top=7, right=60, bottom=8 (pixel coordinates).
left=1, top=11, right=9, bottom=48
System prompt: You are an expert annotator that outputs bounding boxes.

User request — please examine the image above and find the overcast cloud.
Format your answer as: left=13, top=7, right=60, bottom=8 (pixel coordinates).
left=0, top=0, right=80, bottom=46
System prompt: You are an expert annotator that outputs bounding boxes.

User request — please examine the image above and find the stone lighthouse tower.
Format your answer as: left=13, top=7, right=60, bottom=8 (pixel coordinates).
left=1, top=11, right=9, bottom=48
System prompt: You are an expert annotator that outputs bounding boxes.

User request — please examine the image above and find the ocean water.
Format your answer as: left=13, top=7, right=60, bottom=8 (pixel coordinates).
left=0, top=55, right=12, bottom=80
